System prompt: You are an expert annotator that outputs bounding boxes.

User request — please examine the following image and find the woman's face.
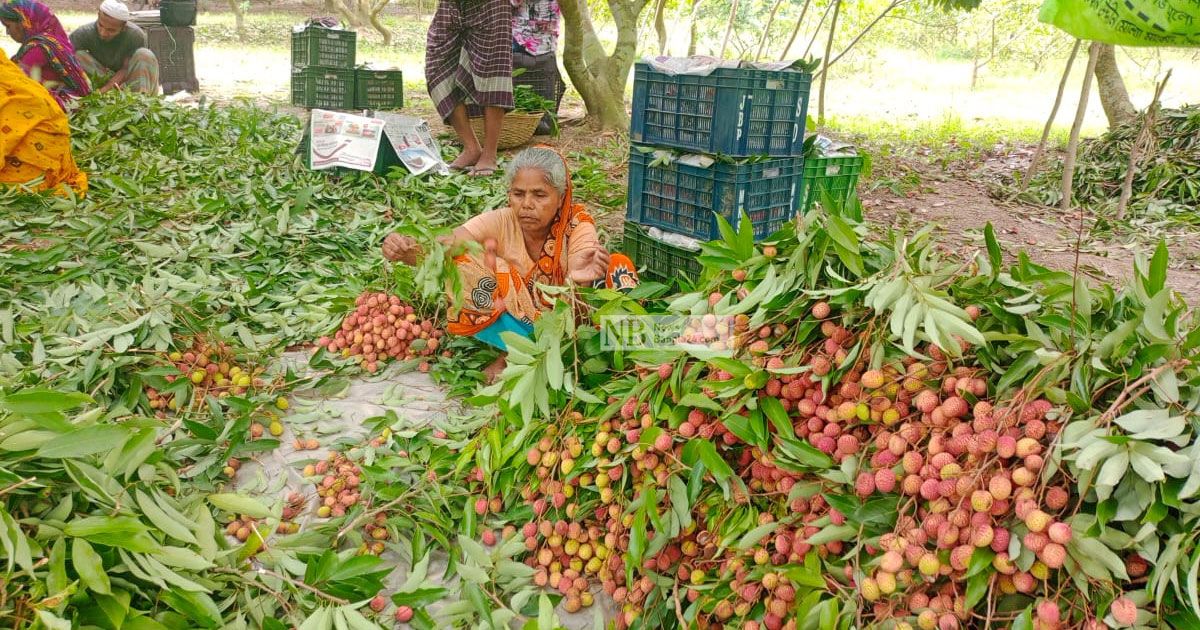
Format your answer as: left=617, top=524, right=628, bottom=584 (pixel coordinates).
left=509, top=168, right=563, bottom=235
left=2, top=18, right=26, bottom=43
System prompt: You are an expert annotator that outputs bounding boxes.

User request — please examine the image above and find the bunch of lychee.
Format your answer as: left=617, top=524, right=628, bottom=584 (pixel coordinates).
left=356, top=512, right=391, bottom=556
left=305, top=451, right=363, bottom=518
left=223, top=514, right=273, bottom=542
left=249, top=411, right=284, bottom=440
left=315, top=291, right=444, bottom=374
left=365, top=592, right=414, bottom=625
left=148, top=337, right=269, bottom=416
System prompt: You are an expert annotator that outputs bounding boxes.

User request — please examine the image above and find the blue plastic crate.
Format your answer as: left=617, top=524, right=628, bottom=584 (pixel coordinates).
left=625, top=149, right=804, bottom=242
left=630, top=63, right=812, bottom=157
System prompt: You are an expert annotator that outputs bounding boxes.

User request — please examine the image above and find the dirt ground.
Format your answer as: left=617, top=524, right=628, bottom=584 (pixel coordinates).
left=856, top=147, right=1200, bottom=304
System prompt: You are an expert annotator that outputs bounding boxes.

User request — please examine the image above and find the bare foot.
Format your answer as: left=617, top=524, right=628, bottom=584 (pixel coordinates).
left=471, top=152, right=499, bottom=176
left=482, top=355, right=506, bottom=384
left=450, top=147, right=481, bottom=171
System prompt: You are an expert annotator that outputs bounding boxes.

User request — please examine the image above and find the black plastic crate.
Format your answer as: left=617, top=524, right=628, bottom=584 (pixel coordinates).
left=630, top=63, right=812, bottom=157
left=144, top=25, right=197, bottom=93
left=291, top=67, right=356, bottom=110
left=623, top=222, right=702, bottom=281
left=354, top=68, right=404, bottom=110
left=626, top=149, right=803, bottom=241
left=801, top=155, right=864, bottom=212
left=291, top=27, right=356, bottom=69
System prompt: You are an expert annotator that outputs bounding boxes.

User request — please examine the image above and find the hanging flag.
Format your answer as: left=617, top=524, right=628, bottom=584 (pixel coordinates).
left=1039, top=0, right=1200, bottom=47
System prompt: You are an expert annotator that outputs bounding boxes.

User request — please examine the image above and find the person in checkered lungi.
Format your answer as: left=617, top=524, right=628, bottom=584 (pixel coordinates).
left=425, top=0, right=513, bottom=177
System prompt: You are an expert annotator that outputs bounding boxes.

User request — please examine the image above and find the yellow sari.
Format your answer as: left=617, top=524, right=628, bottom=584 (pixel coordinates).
left=0, top=53, right=87, bottom=196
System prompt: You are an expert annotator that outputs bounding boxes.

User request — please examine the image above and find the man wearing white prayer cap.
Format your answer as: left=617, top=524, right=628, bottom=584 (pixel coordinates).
left=69, top=0, right=159, bottom=94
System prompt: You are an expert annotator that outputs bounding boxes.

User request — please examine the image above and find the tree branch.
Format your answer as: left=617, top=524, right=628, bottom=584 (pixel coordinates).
left=719, top=0, right=740, bottom=58
left=1020, top=38, right=1081, bottom=193
left=779, top=0, right=813, bottom=60
left=1116, top=71, right=1170, bottom=220
left=754, top=0, right=786, bottom=61
left=814, top=0, right=904, bottom=77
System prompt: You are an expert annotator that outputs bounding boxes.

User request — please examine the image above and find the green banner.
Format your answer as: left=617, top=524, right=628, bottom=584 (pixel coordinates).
left=1039, top=0, right=1200, bottom=47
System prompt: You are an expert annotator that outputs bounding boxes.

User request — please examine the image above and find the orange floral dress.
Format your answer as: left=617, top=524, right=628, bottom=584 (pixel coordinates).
left=0, top=53, right=87, bottom=196
left=447, top=156, right=637, bottom=339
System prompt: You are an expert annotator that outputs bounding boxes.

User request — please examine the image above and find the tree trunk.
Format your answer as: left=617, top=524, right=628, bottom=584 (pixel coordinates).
left=1094, top=43, right=1136, bottom=128
left=559, top=0, right=649, bottom=129
left=687, top=0, right=702, bottom=56
left=1020, top=39, right=1081, bottom=192
left=1060, top=42, right=1101, bottom=213
left=227, top=0, right=246, bottom=42
left=817, top=0, right=841, bottom=125
left=719, top=0, right=740, bottom=58
left=754, top=0, right=786, bottom=61
left=369, top=0, right=393, bottom=46
left=803, top=0, right=836, bottom=58
left=779, top=0, right=813, bottom=60
left=653, top=0, right=668, bottom=55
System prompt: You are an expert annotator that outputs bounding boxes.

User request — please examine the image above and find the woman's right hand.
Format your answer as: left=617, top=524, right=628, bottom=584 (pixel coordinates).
left=382, top=233, right=421, bottom=265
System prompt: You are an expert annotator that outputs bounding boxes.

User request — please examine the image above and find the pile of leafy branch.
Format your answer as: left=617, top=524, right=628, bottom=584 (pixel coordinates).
left=1015, top=104, right=1200, bottom=222
left=3, top=88, right=1200, bottom=630
left=0, top=91, right=514, bottom=629
left=459, top=203, right=1200, bottom=628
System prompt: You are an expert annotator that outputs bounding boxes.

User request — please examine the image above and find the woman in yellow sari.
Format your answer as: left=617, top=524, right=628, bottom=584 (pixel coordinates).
left=382, top=146, right=637, bottom=379
left=0, top=52, right=87, bottom=195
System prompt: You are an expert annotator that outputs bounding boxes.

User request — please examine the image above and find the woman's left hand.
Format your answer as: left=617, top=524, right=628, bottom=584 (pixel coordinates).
left=568, top=247, right=610, bottom=284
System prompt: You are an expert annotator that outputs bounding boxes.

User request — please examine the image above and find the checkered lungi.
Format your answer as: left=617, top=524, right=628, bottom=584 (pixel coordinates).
left=425, top=0, right=514, bottom=121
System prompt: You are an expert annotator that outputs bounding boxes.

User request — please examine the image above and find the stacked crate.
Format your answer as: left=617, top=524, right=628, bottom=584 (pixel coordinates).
left=289, top=26, right=405, bottom=111
left=290, top=25, right=357, bottom=110
left=623, top=62, right=813, bottom=282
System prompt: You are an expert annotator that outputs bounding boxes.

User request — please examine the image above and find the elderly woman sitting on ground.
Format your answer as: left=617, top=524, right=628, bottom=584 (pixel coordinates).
left=382, top=147, right=637, bottom=377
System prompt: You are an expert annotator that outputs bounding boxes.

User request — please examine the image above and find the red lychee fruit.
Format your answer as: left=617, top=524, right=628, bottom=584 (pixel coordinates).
left=874, top=468, right=897, bottom=493
left=1036, top=600, right=1061, bottom=625
left=1110, top=596, right=1138, bottom=627
left=1047, top=522, right=1072, bottom=545
left=1040, top=542, right=1066, bottom=569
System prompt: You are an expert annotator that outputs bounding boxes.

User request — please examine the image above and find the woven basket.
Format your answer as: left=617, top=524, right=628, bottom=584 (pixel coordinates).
left=466, top=111, right=544, bottom=151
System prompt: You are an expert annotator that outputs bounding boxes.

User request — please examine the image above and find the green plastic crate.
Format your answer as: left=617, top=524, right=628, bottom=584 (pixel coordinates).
left=801, top=154, right=863, bottom=212
left=291, top=67, right=356, bottom=110
left=354, top=68, right=404, bottom=110
left=291, top=27, right=356, bottom=69
left=622, top=222, right=702, bottom=282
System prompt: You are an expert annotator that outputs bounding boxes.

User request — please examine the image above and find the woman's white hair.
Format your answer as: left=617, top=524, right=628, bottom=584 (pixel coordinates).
left=506, top=147, right=568, bottom=196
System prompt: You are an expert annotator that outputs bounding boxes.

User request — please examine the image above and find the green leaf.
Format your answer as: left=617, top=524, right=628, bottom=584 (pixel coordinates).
left=734, top=522, right=779, bottom=550
left=1112, top=409, right=1185, bottom=440
left=984, top=222, right=1002, bottom=273
left=65, top=516, right=158, bottom=552
left=136, top=490, right=197, bottom=545
left=73, top=537, right=112, bottom=595
left=1147, top=240, right=1168, bottom=296
left=457, top=534, right=494, bottom=570
left=208, top=493, right=272, bottom=519
left=964, top=569, right=989, bottom=609
left=36, top=425, right=130, bottom=458
left=804, top=524, right=856, bottom=545
left=0, top=390, right=92, bottom=415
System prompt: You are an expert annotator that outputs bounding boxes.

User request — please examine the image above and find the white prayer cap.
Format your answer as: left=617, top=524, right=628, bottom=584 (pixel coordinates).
left=99, top=0, right=131, bottom=21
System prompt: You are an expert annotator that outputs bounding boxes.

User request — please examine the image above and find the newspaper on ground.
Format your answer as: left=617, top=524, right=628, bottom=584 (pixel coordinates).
left=809, top=134, right=858, bottom=158
left=309, top=109, right=386, bottom=172
left=376, top=112, right=450, bottom=176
